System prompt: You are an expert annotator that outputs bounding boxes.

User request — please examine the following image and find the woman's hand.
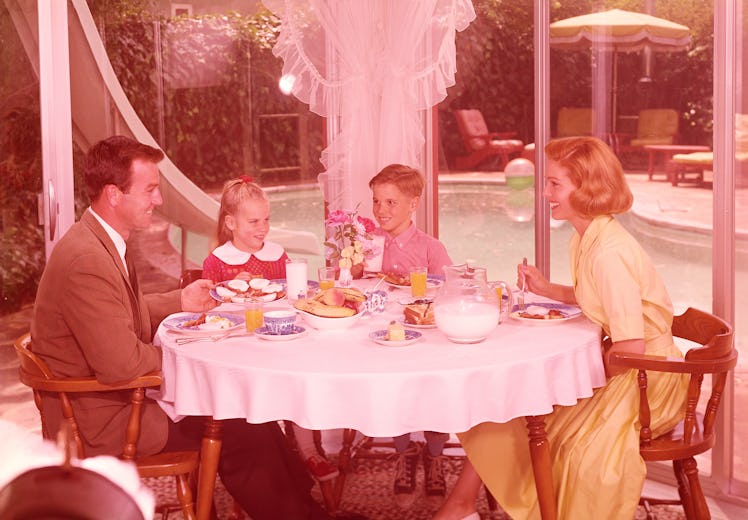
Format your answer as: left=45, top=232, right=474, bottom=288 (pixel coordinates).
left=517, top=262, right=577, bottom=304
left=518, top=263, right=550, bottom=296
left=181, top=279, right=218, bottom=312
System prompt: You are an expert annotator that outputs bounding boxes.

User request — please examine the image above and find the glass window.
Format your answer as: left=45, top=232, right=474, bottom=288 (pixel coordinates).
left=1, top=1, right=44, bottom=316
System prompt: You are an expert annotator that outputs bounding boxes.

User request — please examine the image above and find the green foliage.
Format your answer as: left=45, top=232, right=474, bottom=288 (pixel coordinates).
left=442, top=0, right=714, bottom=168
left=0, top=107, right=43, bottom=314
left=100, top=6, right=322, bottom=190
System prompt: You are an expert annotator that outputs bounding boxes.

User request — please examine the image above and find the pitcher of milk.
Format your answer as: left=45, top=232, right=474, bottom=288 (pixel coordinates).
left=433, top=263, right=500, bottom=343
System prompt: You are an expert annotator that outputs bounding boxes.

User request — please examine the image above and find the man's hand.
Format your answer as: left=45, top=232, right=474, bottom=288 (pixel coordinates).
left=181, top=279, right=218, bottom=312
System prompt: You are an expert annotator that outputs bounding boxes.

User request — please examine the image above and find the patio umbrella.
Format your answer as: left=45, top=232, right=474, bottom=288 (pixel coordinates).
left=549, top=8, right=691, bottom=133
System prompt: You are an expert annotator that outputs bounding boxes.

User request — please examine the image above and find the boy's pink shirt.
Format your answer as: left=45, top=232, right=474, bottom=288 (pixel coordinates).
left=374, top=223, right=452, bottom=276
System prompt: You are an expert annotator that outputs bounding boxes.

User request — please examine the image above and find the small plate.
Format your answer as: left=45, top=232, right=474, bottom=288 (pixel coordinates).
left=398, top=318, right=437, bottom=329
left=255, top=325, right=307, bottom=341
left=369, top=329, right=422, bottom=347
left=162, top=312, right=244, bottom=335
left=509, top=302, right=582, bottom=325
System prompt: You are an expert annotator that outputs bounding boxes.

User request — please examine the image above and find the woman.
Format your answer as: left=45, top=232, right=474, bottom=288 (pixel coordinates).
left=435, top=136, right=688, bottom=520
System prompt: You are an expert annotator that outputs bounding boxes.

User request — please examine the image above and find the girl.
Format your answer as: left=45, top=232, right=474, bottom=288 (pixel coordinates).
left=202, top=177, right=288, bottom=282
left=435, top=137, right=688, bottom=519
left=202, top=176, right=339, bottom=482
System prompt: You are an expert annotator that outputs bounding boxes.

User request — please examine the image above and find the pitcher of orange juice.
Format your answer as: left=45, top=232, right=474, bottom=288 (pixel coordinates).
left=489, top=281, right=514, bottom=323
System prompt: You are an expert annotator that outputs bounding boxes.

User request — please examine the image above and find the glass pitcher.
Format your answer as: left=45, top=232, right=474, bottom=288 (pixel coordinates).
left=433, top=263, right=500, bottom=343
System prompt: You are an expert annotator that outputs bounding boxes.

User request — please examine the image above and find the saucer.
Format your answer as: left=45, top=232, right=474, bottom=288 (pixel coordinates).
left=369, top=329, right=422, bottom=347
left=255, top=325, right=307, bottom=341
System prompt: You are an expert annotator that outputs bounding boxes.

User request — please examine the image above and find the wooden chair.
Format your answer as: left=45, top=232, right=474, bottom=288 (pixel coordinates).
left=453, top=109, right=524, bottom=170
left=179, top=268, right=205, bottom=287
left=14, top=333, right=199, bottom=520
left=608, top=308, right=737, bottom=520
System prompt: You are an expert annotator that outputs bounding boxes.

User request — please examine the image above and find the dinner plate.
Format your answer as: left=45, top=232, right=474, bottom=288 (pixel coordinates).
left=369, top=329, right=422, bottom=347
left=398, top=318, right=437, bottom=329
left=509, top=302, right=582, bottom=325
left=210, top=279, right=319, bottom=304
left=255, top=325, right=307, bottom=341
left=162, top=312, right=244, bottom=335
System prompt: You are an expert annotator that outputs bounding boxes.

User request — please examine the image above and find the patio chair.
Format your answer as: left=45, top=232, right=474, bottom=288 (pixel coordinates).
left=608, top=307, right=737, bottom=520
left=453, top=109, right=524, bottom=170
left=14, top=332, right=199, bottom=520
left=522, top=107, right=593, bottom=160
left=614, top=108, right=680, bottom=158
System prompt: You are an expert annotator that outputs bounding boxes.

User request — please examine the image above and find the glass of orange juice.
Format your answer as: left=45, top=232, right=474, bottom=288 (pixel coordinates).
left=245, top=299, right=264, bottom=332
left=318, top=266, right=337, bottom=291
left=410, top=266, right=428, bottom=298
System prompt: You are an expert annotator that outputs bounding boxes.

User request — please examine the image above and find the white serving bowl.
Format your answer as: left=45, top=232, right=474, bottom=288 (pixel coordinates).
left=296, top=307, right=365, bottom=331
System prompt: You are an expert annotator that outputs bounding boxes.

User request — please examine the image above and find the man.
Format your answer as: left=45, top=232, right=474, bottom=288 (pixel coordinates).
left=31, top=136, right=333, bottom=519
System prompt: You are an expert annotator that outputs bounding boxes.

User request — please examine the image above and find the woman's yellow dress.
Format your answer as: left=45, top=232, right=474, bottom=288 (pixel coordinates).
left=459, top=216, right=688, bottom=519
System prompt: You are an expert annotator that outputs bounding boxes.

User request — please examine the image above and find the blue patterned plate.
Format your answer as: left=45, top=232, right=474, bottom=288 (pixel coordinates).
left=369, top=329, right=422, bottom=347
left=510, top=302, right=582, bottom=325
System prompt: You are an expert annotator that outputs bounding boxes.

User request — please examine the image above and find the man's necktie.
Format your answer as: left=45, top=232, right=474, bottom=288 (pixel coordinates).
left=124, top=250, right=139, bottom=294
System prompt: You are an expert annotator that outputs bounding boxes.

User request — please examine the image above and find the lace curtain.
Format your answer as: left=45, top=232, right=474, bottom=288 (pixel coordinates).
left=263, top=0, right=476, bottom=217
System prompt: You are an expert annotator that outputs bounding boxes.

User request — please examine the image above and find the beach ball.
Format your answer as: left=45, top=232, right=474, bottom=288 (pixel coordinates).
left=504, top=158, right=535, bottom=190
left=505, top=189, right=534, bottom=223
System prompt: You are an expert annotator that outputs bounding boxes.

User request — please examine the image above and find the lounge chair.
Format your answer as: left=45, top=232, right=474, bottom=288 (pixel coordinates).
left=453, top=109, right=524, bottom=170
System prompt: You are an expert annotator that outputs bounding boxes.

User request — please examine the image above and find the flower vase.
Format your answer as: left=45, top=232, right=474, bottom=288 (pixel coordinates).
left=351, top=263, right=364, bottom=280
left=338, top=266, right=353, bottom=287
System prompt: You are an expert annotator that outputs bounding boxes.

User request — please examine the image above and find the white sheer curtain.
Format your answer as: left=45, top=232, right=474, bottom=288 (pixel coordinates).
left=263, top=0, right=475, bottom=217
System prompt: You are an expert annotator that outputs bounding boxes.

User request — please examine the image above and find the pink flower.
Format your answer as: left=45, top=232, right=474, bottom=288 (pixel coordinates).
left=357, top=215, right=376, bottom=233
left=324, top=205, right=377, bottom=265
left=326, top=209, right=349, bottom=226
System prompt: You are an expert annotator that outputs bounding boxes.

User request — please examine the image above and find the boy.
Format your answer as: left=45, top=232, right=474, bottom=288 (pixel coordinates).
left=368, top=164, right=452, bottom=506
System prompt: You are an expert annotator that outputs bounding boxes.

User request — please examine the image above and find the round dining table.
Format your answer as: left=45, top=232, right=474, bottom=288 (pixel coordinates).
left=154, top=280, right=606, bottom=519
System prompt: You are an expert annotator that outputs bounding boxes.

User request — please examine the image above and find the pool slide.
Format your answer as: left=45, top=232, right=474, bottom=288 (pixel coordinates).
left=5, top=0, right=322, bottom=256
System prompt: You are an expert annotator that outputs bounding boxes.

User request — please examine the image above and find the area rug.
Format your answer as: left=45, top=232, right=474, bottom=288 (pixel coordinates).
left=143, top=450, right=686, bottom=519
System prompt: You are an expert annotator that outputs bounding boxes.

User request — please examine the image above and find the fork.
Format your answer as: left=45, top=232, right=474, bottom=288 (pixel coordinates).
left=176, top=331, right=249, bottom=345
left=519, top=257, right=528, bottom=311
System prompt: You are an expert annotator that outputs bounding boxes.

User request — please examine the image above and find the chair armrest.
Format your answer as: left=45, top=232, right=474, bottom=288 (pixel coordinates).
left=487, top=131, right=518, bottom=140
left=608, top=352, right=735, bottom=374
left=19, top=371, right=163, bottom=393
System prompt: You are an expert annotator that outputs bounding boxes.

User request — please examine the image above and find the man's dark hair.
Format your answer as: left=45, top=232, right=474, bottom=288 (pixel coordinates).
left=84, top=135, right=164, bottom=201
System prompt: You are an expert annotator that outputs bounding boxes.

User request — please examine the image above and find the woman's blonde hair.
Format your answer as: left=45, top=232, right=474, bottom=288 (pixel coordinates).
left=368, top=164, right=424, bottom=198
left=216, top=177, right=268, bottom=245
left=545, top=136, right=633, bottom=217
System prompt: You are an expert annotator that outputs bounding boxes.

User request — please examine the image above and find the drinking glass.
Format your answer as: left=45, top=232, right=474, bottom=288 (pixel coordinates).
left=285, top=258, right=308, bottom=301
left=245, top=300, right=264, bottom=332
left=318, top=266, right=337, bottom=291
left=410, top=266, right=428, bottom=298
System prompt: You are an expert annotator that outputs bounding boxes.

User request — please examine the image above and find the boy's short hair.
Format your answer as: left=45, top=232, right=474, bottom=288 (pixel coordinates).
left=368, top=164, right=424, bottom=198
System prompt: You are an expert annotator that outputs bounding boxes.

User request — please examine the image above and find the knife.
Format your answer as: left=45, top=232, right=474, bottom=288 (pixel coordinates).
left=176, top=331, right=251, bottom=345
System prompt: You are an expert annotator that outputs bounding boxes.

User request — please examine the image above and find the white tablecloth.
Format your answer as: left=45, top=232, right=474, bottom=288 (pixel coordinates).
left=154, top=285, right=606, bottom=437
